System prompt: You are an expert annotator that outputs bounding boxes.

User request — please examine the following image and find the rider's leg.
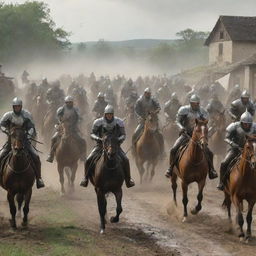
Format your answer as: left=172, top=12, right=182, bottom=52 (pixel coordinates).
left=80, top=146, right=101, bottom=187
left=156, top=131, right=165, bottom=158
left=132, top=122, right=144, bottom=153
left=217, top=148, right=240, bottom=190
left=205, top=148, right=218, bottom=179
left=119, top=149, right=135, bottom=188
left=0, top=142, right=11, bottom=176
left=27, top=144, right=45, bottom=189
left=166, top=134, right=188, bottom=178
left=46, top=132, right=60, bottom=163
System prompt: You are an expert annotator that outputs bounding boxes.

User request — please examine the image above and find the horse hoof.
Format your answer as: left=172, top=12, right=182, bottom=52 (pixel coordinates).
left=191, top=209, right=198, bottom=215
left=9, top=220, right=17, bottom=229
left=110, top=216, right=119, bottom=223
left=182, top=217, right=187, bottom=223
left=100, top=229, right=105, bottom=234
left=22, top=221, right=28, bottom=227
left=239, top=236, right=245, bottom=242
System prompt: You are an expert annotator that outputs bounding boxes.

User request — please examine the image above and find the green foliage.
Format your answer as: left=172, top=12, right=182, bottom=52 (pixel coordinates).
left=0, top=1, right=70, bottom=62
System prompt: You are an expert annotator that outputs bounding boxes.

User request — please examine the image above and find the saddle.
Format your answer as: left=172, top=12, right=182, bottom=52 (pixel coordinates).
left=223, top=154, right=241, bottom=184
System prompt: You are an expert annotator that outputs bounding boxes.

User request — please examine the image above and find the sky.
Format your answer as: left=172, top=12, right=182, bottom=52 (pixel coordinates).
left=6, top=0, right=256, bottom=42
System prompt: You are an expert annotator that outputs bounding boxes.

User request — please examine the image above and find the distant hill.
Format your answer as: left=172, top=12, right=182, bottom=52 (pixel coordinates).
left=73, top=39, right=176, bottom=49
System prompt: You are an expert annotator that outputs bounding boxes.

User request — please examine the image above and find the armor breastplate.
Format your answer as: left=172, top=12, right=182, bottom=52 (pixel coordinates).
left=141, top=98, right=154, bottom=113
left=10, top=113, right=25, bottom=127
left=102, top=118, right=117, bottom=133
left=63, top=107, right=76, bottom=120
left=185, top=109, right=203, bottom=130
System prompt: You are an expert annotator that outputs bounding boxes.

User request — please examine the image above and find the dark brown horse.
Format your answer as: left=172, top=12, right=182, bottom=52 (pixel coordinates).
left=55, top=120, right=86, bottom=195
left=170, top=119, right=209, bottom=222
left=1, top=127, right=35, bottom=228
left=223, top=135, right=256, bottom=242
left=209, top=111, right=227, bottom=165
left=134, top=112, right=161, bottom=184
left=90, top=133, right=125, bottom=234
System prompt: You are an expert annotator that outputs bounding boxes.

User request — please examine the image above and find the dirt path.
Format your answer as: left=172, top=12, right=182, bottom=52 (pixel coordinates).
left=0, top=144, right=256, bottom=255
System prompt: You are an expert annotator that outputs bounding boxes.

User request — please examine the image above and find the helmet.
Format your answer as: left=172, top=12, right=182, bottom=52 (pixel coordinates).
left=171, top=92, right=178, bottom=100
left=241, top=90, right=250, bottom=98
left=104, top=105, right=114, bottom=115
left=190, top=94, right=200, bottom=103
left=12, top=97, right=23, bottom=106
left=240, top=110, right=253, bottom=124
left=65, top=95, right=74, bottom=103
left=144, top=87, right=151, bottom=94
left=97, top=92, right=104, bottom=98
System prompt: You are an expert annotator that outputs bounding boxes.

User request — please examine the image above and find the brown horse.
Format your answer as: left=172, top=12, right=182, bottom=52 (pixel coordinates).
left=163, top=120, right=179, bottom=148
left=42, top=105, right=58, bottom=147
left=170, top=119, right=209, bottom=222
left=209, top=111, right=227, bottom=165
left=55, top=120, right=86, bottom=195
left=90, top=133, right=125, bottom=234
left=134, top=112, right=161, bottom=184
left=223, top=135, right=256, bottom=242
left=1, top=127, right=35, bottom=228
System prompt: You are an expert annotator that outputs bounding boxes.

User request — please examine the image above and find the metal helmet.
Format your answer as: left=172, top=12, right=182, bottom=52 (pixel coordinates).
left=241, top=90, right=250, bottom=98
left=97, top=92, right=104, bottom=98
left=240, top=110, right=253, bottom=124
left=65, top=95, right=74, bottom=103
left=104, top=105, right=114, bottom=115
left=12, top=97, right=23, bottom=106
left=144, top=87, right=151, bottom=94
left=190, top=94, right=200, bottom=103
left=171, top=92, right=178, bottom=100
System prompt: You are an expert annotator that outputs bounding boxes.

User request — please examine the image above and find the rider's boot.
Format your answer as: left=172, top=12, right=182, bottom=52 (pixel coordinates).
left=123, top=160, right=135, bottom=188
left=217, top=163, right=226, bottom=191
left=80, top=161, right=90, bottom=187
left=207, top=149, right=218, bottom=179
left=33, top=157, right=45, bottom=189
left=165, top=150, right=175, bottom=178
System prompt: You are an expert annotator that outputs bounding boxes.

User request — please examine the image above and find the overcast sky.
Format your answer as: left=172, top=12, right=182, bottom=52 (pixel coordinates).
left=7, top=0, right=256, bottom=42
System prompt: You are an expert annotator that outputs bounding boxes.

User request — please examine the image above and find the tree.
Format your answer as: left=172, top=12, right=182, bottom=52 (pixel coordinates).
left=0, top=1, right=70, bottom=62
left=176, top=29, right=209, bottom=44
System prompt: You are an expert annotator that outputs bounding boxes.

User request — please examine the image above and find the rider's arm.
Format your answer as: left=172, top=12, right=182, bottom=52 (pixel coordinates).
left=228, top=101, right=238, bottom=120
left=224, top=123, right=239, bottom=148
left=90, top=119, right=102, bottom=142
left=175, top=106, right=187, bottom=131
left=117, top=119, right=126, bottom=144
left=0, top=112, right=11, bottom=133
left=56, top=106, right=64, bottom=123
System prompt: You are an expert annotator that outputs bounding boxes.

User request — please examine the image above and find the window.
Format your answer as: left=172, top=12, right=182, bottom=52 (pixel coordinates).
left=218, top=43, right=223, bottom=56
left=220, top=31, right=224, bottom=39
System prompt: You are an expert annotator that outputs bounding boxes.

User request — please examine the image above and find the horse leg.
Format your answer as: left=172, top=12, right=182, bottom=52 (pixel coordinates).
left=16, top=193, right=24, bottom=218
left=171, top=172, right=178, bottom=206
left=97, top=190, right=107, bottom=234
left=70, top=163, right=78, bottom=192
left=245, top=201, right=255, bottom=242
left=234, top=197, right=244, bottom=240
left=136, top=157, right=145, bottom=184
left=7, top=192, right=17, bottom=229
left=223, top=191, right=232, bottom=222
left=110, top=189, right=123, bottom=223
left=22, top=188, right=32, bottom=227
left=191, top=180, right=205, bottom=215
left=57, top=164, right=65, bottom=195
left=181, top=181, right=189, bottom=222
left=150, top=161, right=157, bottom=182
left=64, top=167, right=71, bottom=186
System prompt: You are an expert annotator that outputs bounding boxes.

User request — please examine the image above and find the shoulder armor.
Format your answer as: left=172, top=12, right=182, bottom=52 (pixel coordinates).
left=21, top=109, right=33, bottom=120
left=93, top=117, right=104, bottom=128
left=115, top=117, right=125, bottom=128
left=226, top=122, right=239, bottom=133
left=231, top=99, right=240, bottom=107
left=178, top=105, right=190, bottom=115
left=57, top=106, right=64, bottom=116
left=0, top=111, right=12, bottom=123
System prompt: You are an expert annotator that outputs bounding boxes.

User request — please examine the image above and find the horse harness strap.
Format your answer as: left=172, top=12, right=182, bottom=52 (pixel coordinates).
left=7, top=161, right=31, bottom=175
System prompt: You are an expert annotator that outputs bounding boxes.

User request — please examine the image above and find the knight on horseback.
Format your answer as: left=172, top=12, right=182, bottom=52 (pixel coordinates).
left=228, top=90, right=255, bottom=121
left=80, top=105, right=135, bottom=188
left=132, top=87, right=164, bottom=156
left=92, top=92, right=108, bottom=119
left=165, top=94, right=218, bottom=179
left=0, top=97, right=45, bottom=188
left=217, top=110, right=256, bottom=190
left=46, top=95, right=86, bottom=162
left=164, top=92, right=182, bottom=122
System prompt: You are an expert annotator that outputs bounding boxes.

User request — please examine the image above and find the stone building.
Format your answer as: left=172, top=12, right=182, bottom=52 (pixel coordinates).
left=205, top=16, right=256, bottom=65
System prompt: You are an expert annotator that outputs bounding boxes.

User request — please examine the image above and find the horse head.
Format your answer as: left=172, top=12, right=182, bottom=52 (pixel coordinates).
left=144, top=111, right=158, bottom=133
left=102, top=133, right=118, bottom=161
left=244, top=135, right=256, bottom=169
left=193, top=119, right=208, bottom=150
left=9, top=126, right=26, bottom=156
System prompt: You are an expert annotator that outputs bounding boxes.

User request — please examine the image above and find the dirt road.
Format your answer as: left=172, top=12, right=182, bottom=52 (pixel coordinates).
left=0, top=141, right=256, bottom=255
